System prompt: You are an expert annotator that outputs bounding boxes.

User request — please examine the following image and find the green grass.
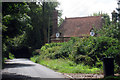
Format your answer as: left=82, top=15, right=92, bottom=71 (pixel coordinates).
left=38, top=59, right=102, bottom=74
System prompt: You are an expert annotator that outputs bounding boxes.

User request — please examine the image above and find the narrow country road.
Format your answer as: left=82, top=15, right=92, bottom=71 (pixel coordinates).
left=2, top=58, right=69, bottom=80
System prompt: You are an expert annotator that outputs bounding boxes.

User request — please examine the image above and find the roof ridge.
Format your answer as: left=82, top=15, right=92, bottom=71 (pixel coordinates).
left=66, top=16, right=101, bottom=19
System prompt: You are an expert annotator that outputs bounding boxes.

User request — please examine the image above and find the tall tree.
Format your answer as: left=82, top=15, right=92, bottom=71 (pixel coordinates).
left=2, top=1, right=60, bottom=59
left=2, top=2, right=32, bottom=60
left=27, top=2, right=59, bottom=48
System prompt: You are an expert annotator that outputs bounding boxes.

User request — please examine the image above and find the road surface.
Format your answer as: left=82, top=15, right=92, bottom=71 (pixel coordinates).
left=2, top=58, right=68, bottom=80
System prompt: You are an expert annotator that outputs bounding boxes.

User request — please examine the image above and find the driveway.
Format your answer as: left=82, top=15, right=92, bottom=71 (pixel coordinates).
left=2, top=58, right=69, bottom=80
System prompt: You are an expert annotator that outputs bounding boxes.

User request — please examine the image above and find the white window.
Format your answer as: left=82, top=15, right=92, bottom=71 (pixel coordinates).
left=56, top=32, right=60, bottom=38
left=90, top=29, right=95, bottom=36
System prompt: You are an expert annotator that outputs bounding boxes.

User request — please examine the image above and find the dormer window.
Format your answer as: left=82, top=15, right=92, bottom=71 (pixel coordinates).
left=90, top=28, right=95, bottom=36
left=56, top=32, right=60, bottom=38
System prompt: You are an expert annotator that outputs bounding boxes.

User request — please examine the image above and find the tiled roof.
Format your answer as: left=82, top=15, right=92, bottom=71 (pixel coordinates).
left=52, top=16, right=103, bottom=38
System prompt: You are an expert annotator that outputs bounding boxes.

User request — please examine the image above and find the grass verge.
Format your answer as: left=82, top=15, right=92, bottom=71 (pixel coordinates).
left=38, top=59, right=102, bottom=74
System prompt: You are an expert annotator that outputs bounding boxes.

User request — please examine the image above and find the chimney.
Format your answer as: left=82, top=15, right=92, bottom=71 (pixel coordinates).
left=52, top=9, right=58, bottom=34
left=111, top=10, right=117, bottom=23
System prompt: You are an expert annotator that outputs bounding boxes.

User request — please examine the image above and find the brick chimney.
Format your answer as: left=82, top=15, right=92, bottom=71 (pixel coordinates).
left=52, top=9, right=58, bottom=34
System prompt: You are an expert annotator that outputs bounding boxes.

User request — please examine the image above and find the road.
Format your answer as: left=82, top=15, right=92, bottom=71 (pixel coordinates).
left=2, top=58, right=69, bottom=80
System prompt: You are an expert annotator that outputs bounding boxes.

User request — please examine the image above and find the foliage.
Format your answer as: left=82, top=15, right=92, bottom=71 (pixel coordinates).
left=93, top=12, right=120, bottom=40
left=39, top=43, right=63, bottom=60
left=35, top=36, right=120, bottom=73
left=98, top=22, right=120, bottom=39
left=2, top=2, right=31, bottom=38
left=99, top=76, right=120, bottom=80
left=58, top=17, right=64, bottom=27
left=2, top=2, right=32, bottom=60
left=2, top=2, right=60, bottom=69
left=9, top=52, right=15, bottom=59
left=30, top=55, right=39, bottom=63
left=55, top=42, right=73, bottom=58
left=40, top=42, right=63, bottom=51
left=41, top=36, right=120, bottom=62
left=2, top=2, right=60, bottom=62
left=27, top=2, right=60, bottom=48
left=74, top=36, right=120, bottom=66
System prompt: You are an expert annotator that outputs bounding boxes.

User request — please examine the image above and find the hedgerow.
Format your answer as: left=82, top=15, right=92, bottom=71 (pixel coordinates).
left=32, top=36, right=120, bottom=73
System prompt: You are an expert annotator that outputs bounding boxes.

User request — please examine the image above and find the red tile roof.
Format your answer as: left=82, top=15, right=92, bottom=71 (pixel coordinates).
left=52, top=16, right=103, bottom=38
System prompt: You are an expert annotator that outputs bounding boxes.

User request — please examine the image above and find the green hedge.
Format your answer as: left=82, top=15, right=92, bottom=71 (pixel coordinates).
left=34, top=36, right=120, bottom=73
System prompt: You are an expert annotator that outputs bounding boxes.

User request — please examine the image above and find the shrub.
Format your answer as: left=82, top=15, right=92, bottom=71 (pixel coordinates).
left=32, top=49, right=40, bottom=55
left=55, top=41, right=73, bottom=59
left=9, top=52, right=15, bottom=59
left=40, top=42, right=63, bottom=52
left=73, top=36, right=120, bottom=64
left=30, top=55, right=39, bottom=63
left=35, top=36, right=120, bottom=73
left=75, top=55, right=94, bottom=66
left=38, top=46, right=61, bottom=60
left=55, top=37, right=81, bottom=59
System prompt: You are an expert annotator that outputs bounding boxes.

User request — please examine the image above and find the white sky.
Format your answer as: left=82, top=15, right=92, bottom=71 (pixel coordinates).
left=57, top=0, right=118, bottom=19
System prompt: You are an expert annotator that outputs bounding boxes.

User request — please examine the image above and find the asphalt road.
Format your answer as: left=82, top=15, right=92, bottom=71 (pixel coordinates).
left=2, top=58, right=68, bottom=80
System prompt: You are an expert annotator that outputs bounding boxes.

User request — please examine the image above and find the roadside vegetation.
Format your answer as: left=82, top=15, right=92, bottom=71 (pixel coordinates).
left=30, top=16, right=120, bottom=74
left=31, top=36, right=120, bottom=74
left=38, top=59, right=101, bottom=73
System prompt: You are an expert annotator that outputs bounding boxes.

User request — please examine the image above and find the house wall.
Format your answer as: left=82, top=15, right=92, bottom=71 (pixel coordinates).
left=51, top=37, right=70, bottom=43
left=51, top=36, right=90, bottom=43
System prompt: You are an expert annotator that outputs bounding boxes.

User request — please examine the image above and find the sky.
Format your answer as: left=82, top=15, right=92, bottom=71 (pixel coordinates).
left=57, top=0, right=118, bottom=19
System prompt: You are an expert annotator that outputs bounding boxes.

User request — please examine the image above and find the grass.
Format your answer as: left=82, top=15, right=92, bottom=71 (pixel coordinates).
left=38, top=59, right=102, bottom=74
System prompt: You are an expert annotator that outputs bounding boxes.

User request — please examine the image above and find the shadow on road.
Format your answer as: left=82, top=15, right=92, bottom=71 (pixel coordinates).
left=4, top=63, right=35, bottom=69
left=2, top=72, right=69, bottom=80
left=2, top=72, right=42, bottom=80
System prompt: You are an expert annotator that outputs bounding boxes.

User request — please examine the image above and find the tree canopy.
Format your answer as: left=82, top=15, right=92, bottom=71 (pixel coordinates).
left=2, top=2, right=60, bottom=59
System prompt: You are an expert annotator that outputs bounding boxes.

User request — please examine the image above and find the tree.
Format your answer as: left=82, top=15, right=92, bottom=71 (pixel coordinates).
left=2, top=1, right=60, bottom=59
left=92, top=12, right=110, bottom=24
left=98, top=20, right=120, bottom=39
left=27, top=2, right=59, bottom=48
left=2, top=2, right=32, bottom=66
left=91, top=12, right=120, bottom=39
left=58, top=17, right=64, bottom=27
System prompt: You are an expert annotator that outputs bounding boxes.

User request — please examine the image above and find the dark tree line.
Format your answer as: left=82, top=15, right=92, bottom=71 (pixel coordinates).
left=2, top=2, right=60, bottom=60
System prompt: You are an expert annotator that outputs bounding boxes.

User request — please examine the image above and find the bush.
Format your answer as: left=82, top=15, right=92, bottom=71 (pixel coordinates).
left=9, top=52, right=15, bottom=59
left=55, top=42, right=73, bottom=59
left=75, top=55, right=94, bottom=66
left=55, top=37, right=81, bottom=59
left=72, top=36, right=120, bottom=65
left=32, top=49, right=40, bottom=55
left=40, top=42, right=63, bottom=52
left=39, top=46, right=62, bottom=60
left=30, top=55, right=39, bottom=63
left=34, top=36, right=120, bottom=73
left=96, top=61, right=103, bottom=68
